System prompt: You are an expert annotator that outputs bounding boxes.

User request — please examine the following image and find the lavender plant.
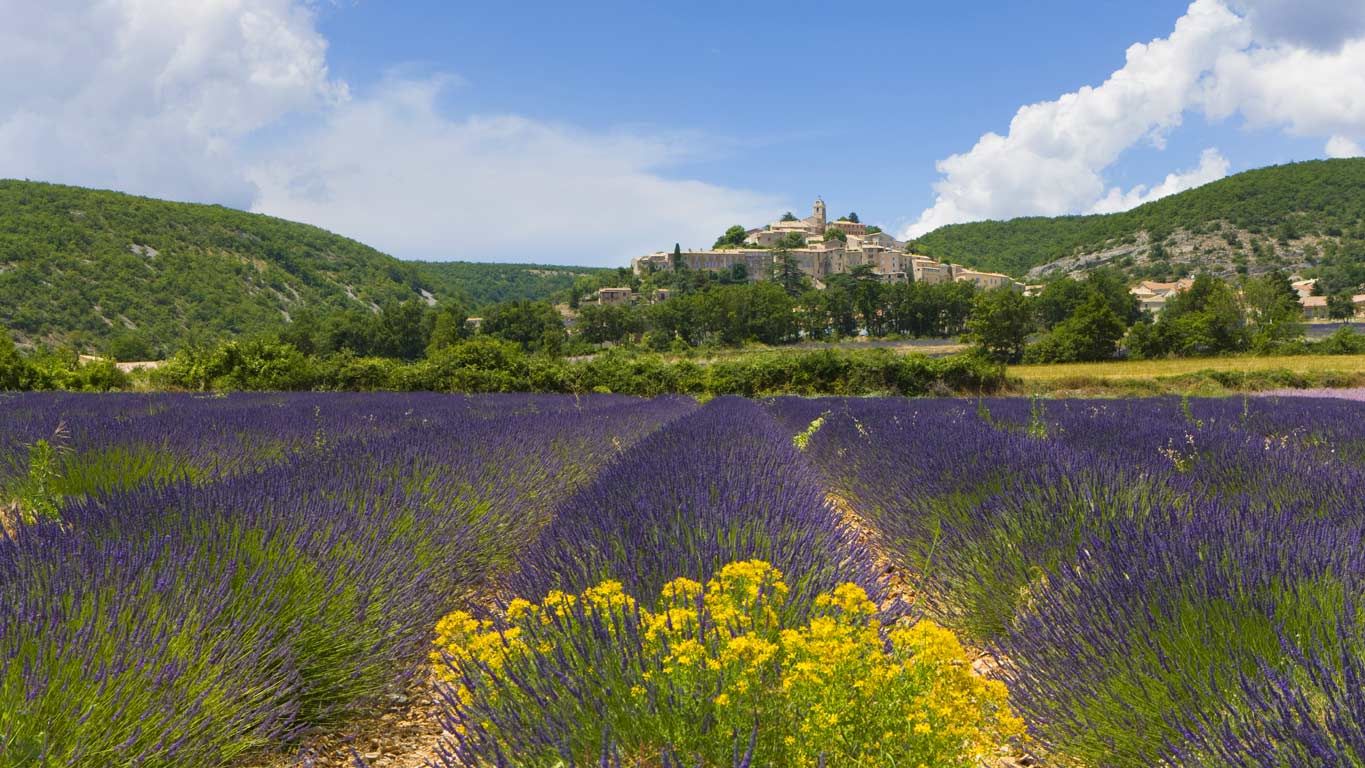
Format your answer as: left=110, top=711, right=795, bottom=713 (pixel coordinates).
left=1, top=392, right=693, bottom=767
left=771, top=394, right=1365, bottom=766
left=511, top=397, right=881, bottom=617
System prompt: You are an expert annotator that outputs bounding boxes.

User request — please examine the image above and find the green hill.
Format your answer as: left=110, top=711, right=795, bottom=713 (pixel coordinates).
left=0, top=180, right=607, bottom=355
left=910, top=159, right=1365, bottom=289
left=412, top=261, right=615, bottom=310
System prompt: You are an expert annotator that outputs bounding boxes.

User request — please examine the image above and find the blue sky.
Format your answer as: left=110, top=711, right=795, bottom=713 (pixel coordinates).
left=2, top=0, right=1364, bottom=264
left=312, top=0, right=1215, bottom=231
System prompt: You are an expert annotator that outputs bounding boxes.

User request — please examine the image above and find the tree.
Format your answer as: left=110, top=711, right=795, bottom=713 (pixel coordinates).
left=1328, top=292, right=1357, bottom=320
left=427, top=303, right=470, bottom=353
left=824, top=286, right=859, bottom=337
left=1036, top=270, right=1138, bottom=330
left=482, top=300, right=566, bottom=353
left=843, top=212, right=860, bottom=223
left=1033, top=278, right=1089, bottom=330
left=318, top=310, right=378, bottom=357
left=370, top=300, right=430, bottom=360
left=576, top=303, right=640, bottom=345
left=279, top=309, right=322, bottom=355
left=823, top=227, right=848, bottom=243
left=865, top=226, right=882, bottom=235
left=106, top=332, right=156, bottom=362
left=713, top=225, right=749, bottom=249
left=776, top=232, right=806, bottom=249
left=965, top=288, right=1032, bottom=363
left=851, top=272, right=885, bottom=336
left=796, top=289, right=831, bottom=340
left=739, top=282, right=798, bottom=345
left=672, top=243, right=683, bottom=270
left=644, top=295, right=702, bottom=347
left=1242, top=270, right=1303, bottom=350
left=780, top=212, right=798, bottom=222
left=1025, top=288, right=1126, bottom=363
left=1149, top=275, right=1249, bottom=356
left=0, top=329, right=28, bottom=390
left=770, top=248, right=806, bottom=297
left=1085, top=267, right=1141, bottom=325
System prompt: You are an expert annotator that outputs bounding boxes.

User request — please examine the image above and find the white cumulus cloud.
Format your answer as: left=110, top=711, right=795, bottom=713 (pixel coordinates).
left=1326, top=135, right=1364, bottom=158
left=247, top=78, right=780, bottom=263
left=1230, top=0, right=1365, bottom=50
left=1089, top=148, right=1230, bottom=214
left=0, top=0, right=343, bottom=206
left=905, top=0, right=1365, bottom=239
left=0, top=0, right=779, bottom=266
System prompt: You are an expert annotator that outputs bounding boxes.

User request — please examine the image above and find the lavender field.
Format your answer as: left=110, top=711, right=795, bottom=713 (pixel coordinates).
left=3, top=392, right=1364, bottom=766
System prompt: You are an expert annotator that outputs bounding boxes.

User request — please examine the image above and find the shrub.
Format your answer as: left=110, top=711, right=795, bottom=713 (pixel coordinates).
left=1314, top=326, right=1365, bottom=355
left=64, top=358, right=130, bottom=391
left=400, top=337, right=531, bottom=392
left=432, top=561, right=1024, bottom=767
left=0, top=330, right=28, bottom=390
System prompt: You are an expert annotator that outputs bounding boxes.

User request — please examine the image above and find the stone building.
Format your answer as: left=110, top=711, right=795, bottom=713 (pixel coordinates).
left=1129, top=278, right=1194, bottom=314
left=597, top=287, right=635, bottom=305
left=630, top=198, right=1025, bottom=292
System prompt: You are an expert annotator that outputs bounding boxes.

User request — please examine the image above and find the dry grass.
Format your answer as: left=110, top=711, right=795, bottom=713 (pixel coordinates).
left=1008, top=355, right=1365, bottom=382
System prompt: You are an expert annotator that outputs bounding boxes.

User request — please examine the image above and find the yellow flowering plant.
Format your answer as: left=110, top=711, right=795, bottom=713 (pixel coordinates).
left=432, top=560, right=1025, bottom=767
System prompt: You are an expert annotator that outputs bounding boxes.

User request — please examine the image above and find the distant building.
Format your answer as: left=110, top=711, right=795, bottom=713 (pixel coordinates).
left=1301, top=294, right=1328, bottom=319
left=597, top=287, right=635, bottom=305
left=910, top=256, right=951, bottom=284
left=632, top=252, right=672, bottom=273
left=631, top=197, right=1025, bottom=291
left=1129, top=278, right=1194, bottom=314
left=828, top=219, right=867, bottom=236
left=949, top=265, right=1024, bottom=292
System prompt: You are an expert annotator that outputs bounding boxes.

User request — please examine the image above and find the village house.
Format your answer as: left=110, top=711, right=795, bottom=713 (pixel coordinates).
left=1300, top=295, right=1329, bottom=319
left=1129, top=278, right=1194, bottom=314
left=630, top=198, right=1024, bottom=292
left=597, top=287, right=635, bottom=305
left=1300, top=292, right=1365, bottom=320
left=949, top=264, right=1022, bottom=291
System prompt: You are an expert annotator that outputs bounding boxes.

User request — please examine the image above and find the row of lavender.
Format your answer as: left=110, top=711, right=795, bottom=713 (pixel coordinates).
left=771, top=394, right=1365, bottom=765
left=432, top=397, right=883, bottom=766
left=0, top=393, right=695, bottom=767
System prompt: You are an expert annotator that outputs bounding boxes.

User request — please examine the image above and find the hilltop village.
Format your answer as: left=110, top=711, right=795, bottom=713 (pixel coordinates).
left=627, top=198, right=1365, bottom=320
left=631, top=199, right=1023, bottom=292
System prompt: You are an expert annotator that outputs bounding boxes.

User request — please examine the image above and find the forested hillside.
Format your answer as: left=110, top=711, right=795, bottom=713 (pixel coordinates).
left=0, top=181, right=604, bottom=355
left=412, top=261, right=615, bottom=309
left=911, top=159, right=1365, bottom=290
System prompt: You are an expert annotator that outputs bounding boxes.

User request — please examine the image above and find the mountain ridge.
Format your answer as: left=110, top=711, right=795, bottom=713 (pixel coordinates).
left=910, top=158, right=1365, bottom=290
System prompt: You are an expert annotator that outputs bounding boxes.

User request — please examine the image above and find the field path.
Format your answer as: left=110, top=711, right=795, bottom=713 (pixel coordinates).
left=242, top=670, right=447, bottom=768
left=825, top=492, right=1039, bottom=768
left=246, top=491, right=1033, bottom=768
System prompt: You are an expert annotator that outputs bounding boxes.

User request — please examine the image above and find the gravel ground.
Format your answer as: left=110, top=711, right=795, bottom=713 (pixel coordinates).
left=1257, top=387, right=1365, bottom=401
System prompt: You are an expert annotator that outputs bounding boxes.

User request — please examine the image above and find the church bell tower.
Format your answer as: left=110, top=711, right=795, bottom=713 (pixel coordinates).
left=813, top=197, right=826, bottom=230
